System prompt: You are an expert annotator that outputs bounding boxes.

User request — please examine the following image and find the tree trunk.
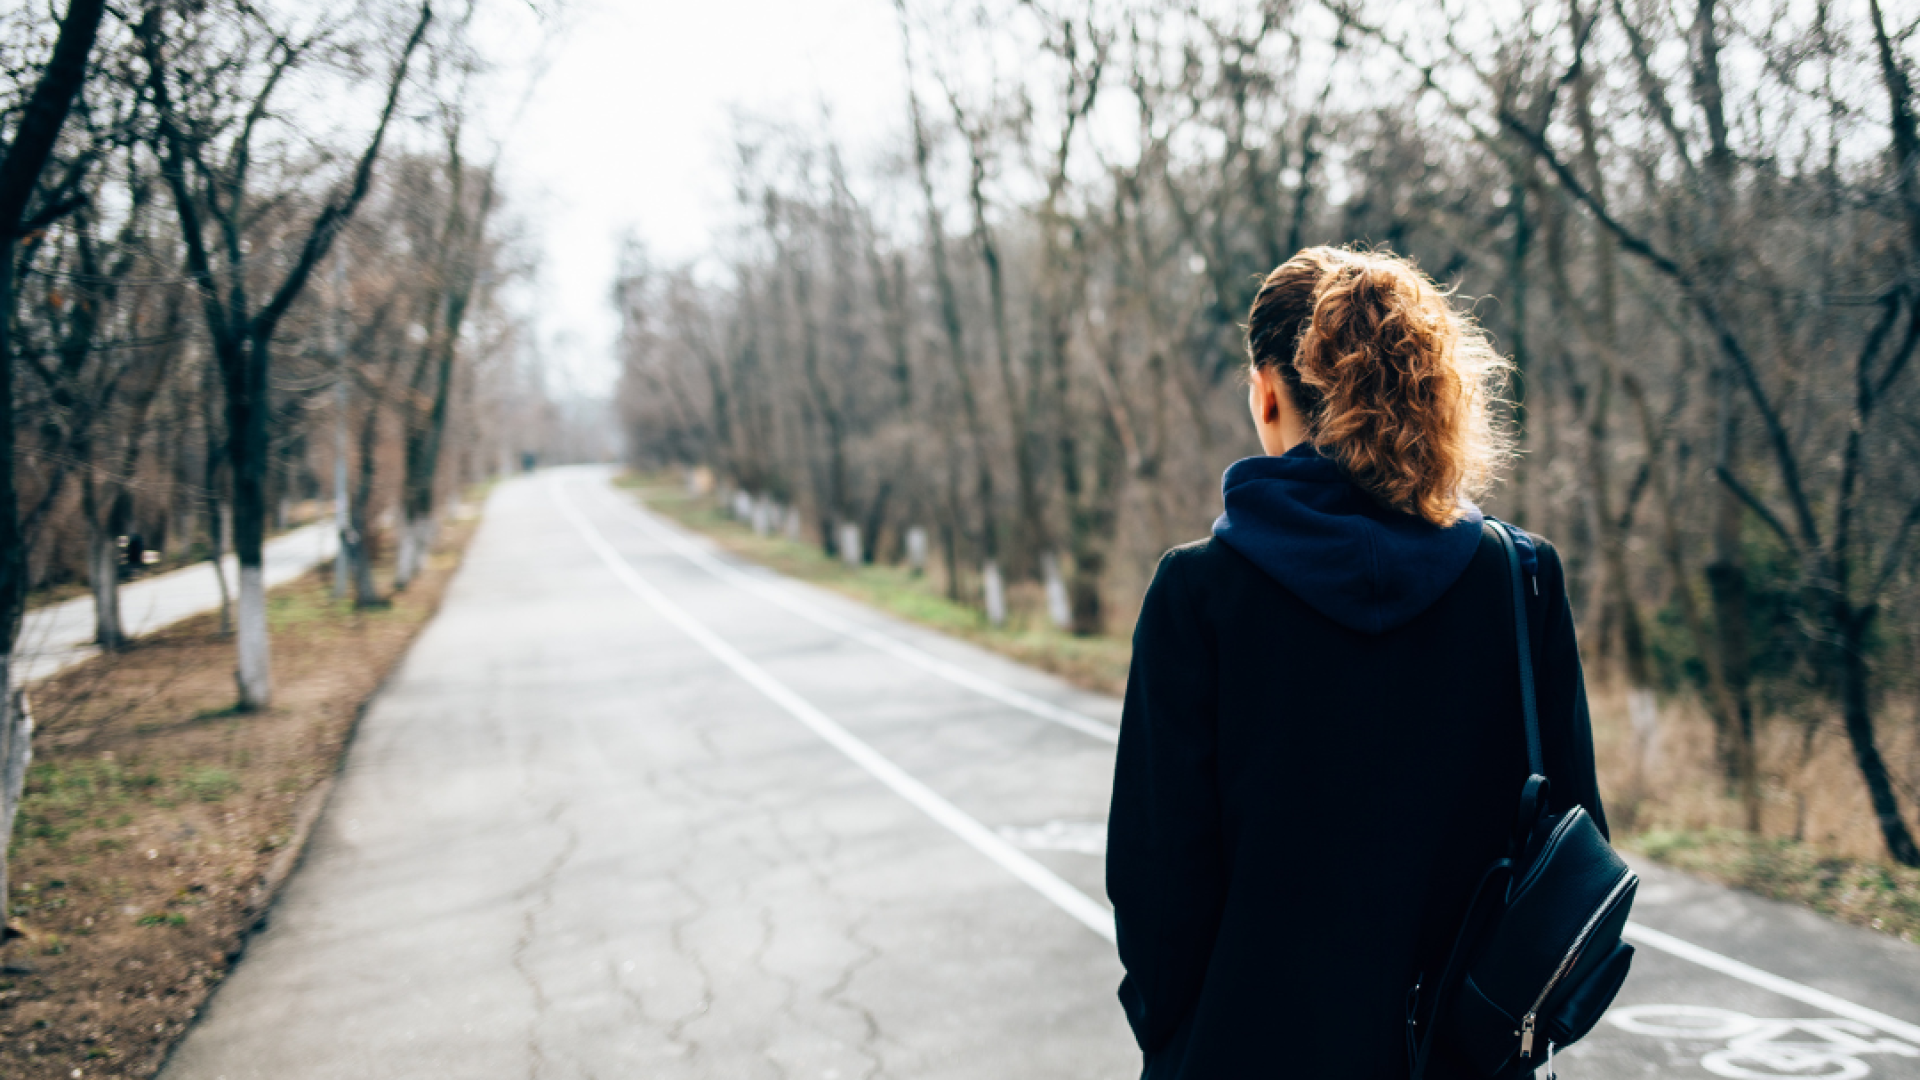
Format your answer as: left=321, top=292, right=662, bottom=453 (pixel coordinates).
left=861, top=481, right=892, bottom=567
left=1, top=248, right=21, bottom=660
left=1625, top=372, right=1757, bottom=829
left=0, top=5, right=107, bottom=875
left=87, top=511, right=123, bottom=650
left=204, top=495, right=232, bottom=636
left=958, top=129, right=1047, bottom=577
left=1503, top=178, right=1534, bottom=528
left=1707, top=363, right=1763, bottom=830
left=1836, top=602, right=1920, bottom=866
left=982, top=559, right=1007, bottom=628
left=396, top=514, right=433, bottom=589
left=895, top=4, right=1000, bottom=579
left=1065, top=413, right=1124, bottom=637
left=349, top=395, right=384, bottom=608
left=0, top=686, right=32, bottom=934
left=229, top=335, right=274, bottom=709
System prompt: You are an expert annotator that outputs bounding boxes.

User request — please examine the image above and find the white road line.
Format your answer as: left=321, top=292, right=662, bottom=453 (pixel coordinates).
left=592, top=484, right=1120, bottom=745
left=1622, top=923, right=1920, bottom=1044
left=552, top=481, right=1118, bottom=944
left=578, top=475, right=1920, bottom=1043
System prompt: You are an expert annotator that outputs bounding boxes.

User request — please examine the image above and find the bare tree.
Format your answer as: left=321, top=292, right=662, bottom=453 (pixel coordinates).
left=137, top=0, right=430, bottom=709
left=0, top=0, right=108, bottom=938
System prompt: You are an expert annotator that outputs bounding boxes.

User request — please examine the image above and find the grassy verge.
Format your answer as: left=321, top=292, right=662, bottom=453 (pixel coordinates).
left=617, top=472, right=1132, bottom=695
left=1623, top=828, right=1920, bottom=944
left=0, top=513, right=479, bottom=1080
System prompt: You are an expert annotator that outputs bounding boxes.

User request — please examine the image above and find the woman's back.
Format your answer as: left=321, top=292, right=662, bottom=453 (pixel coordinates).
left=1106, top=247, right=1605, bottom=1078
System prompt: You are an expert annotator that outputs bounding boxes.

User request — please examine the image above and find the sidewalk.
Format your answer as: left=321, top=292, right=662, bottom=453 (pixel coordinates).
left=15, top=523, right=339, bottom=685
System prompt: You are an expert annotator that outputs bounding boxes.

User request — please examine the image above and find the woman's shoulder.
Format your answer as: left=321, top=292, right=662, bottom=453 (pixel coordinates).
left=1490, top=519, right=1569, bottom=585
left=1150, top=536, right=1264, bottom=597
left=1511, top=525, right=1570, bottom=587
left=1135, top=538, right=1252, bottom=643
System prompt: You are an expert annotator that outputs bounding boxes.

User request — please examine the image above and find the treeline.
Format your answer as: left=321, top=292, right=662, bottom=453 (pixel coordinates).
left=2, top=0, right=558, bottom=723
left=614, top=0, right=1920, bottom=864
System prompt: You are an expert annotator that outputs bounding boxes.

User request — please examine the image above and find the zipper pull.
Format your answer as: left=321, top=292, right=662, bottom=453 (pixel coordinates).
left=1519, top=1013, right=1536, bottom=1058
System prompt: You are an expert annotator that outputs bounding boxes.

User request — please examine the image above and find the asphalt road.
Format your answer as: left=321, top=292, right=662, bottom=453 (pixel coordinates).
left=161, top=469, right=1920, bottom=1080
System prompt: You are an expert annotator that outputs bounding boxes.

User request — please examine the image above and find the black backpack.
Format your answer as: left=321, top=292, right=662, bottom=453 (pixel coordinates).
left=1408, top=522, right=1638, bottom=1079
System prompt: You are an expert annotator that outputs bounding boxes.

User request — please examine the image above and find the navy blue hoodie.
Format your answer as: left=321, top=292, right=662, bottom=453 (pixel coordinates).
left=1211, top=444, right=1493, bottom=634
left=1108, top=444, right=1601, bottom=1079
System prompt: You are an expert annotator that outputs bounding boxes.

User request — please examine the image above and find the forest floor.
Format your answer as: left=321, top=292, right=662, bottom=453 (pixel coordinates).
left=0, top=511, right=478, bottom=1080
left=622, top=471, right=1920, bottom=948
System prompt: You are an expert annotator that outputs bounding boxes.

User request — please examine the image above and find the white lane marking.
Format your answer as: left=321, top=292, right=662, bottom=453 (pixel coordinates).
left=552, top=481, right=1117, bottom=944
left=590, top=483, right=1119, bottom=745
left=577, top=476, right=1920, bottom=1042
left=1623, top=923, right=1920, bottom=1045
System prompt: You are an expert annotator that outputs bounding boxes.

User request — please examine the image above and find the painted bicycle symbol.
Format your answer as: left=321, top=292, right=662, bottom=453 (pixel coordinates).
left=1610, top=1005, right=1919, bottom=1078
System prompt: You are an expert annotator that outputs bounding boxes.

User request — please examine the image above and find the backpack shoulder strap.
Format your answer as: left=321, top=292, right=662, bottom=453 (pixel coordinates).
left=1486, top=520, right=1544, bottom=776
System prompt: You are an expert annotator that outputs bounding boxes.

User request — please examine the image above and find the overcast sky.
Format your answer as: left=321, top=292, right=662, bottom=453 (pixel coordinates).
left=479, top=0, right=909, bottom=399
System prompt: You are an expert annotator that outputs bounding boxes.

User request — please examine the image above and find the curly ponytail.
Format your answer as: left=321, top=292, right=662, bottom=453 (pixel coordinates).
left=1245, top=246, right=1513, bottom=527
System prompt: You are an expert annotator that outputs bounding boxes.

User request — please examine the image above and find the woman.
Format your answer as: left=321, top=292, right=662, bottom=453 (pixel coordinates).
left=1106, top=246, right=1605, bottom=1078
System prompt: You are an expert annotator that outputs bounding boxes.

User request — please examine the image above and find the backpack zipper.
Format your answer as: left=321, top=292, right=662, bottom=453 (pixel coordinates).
left=1517, top=868, right=1636, bottom=1058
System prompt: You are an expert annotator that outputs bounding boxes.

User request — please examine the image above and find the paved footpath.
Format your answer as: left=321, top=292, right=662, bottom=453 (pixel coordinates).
left=161, top=470, right=1920, bottom=1079
left=17, top=523, right=338, bottom=685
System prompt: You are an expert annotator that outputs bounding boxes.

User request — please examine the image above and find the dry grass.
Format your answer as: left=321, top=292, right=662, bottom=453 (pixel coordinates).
left=1589, top=681, right=1920, bottom=942
left=1631, top=827, right=1920, bottom=943
left=0, top=515, right=477, bottom=1080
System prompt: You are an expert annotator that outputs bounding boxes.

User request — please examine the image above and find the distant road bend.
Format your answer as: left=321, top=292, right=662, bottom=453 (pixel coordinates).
left=161, top=469, right=1920, bottom=1080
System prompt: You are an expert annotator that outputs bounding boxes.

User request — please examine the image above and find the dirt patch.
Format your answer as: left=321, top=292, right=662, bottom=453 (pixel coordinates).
left=0, top=515, right=478, bottom=1080
left=1585, top=682, right=1920, bottom=944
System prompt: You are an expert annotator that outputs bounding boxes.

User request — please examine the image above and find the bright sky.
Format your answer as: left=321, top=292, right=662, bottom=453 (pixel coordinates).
left=481, top=0, right=909, bottom=398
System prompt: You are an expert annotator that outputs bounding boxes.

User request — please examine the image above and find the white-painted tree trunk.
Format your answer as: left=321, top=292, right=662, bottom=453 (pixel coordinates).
left=784, top=507, right=802, bottom=541
left=983, top=559, right=1007, bottom=628
left=905, top=526, right=928, bottom=575
left=395, top=525, right=419, bottom=589
left=88, top=526, right=123, bottom=649
left=394, top=514, right=435, bottom=590
left=1041, top=552, right=1072, bottom=630
left=838, top=522, right=863, bottom=567
left=1628, top=686, right=1660, bottom=770
left=236, top=565, right=272, bottom=709
left=1, top=679, right=34, bottom=927
left=752, top=497, right=774, bottom=537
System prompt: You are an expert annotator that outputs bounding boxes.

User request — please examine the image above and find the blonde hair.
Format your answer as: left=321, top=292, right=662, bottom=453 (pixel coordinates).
left=1245, top=246, right=1513, bottom=526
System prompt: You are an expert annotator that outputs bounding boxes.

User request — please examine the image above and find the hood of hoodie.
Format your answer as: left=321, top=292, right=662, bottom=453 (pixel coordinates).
left=1211, top=444, right=1484, bottom=635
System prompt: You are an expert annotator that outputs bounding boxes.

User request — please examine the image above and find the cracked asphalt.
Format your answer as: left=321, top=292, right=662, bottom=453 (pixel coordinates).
left=160, top=469, right=1920, bottom=1080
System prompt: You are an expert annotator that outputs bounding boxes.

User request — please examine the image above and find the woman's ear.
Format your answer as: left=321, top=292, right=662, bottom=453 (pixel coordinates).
left=1248, top=364, right=1309, bottom=456
left=1250, top=366, right=1284, bottom=423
